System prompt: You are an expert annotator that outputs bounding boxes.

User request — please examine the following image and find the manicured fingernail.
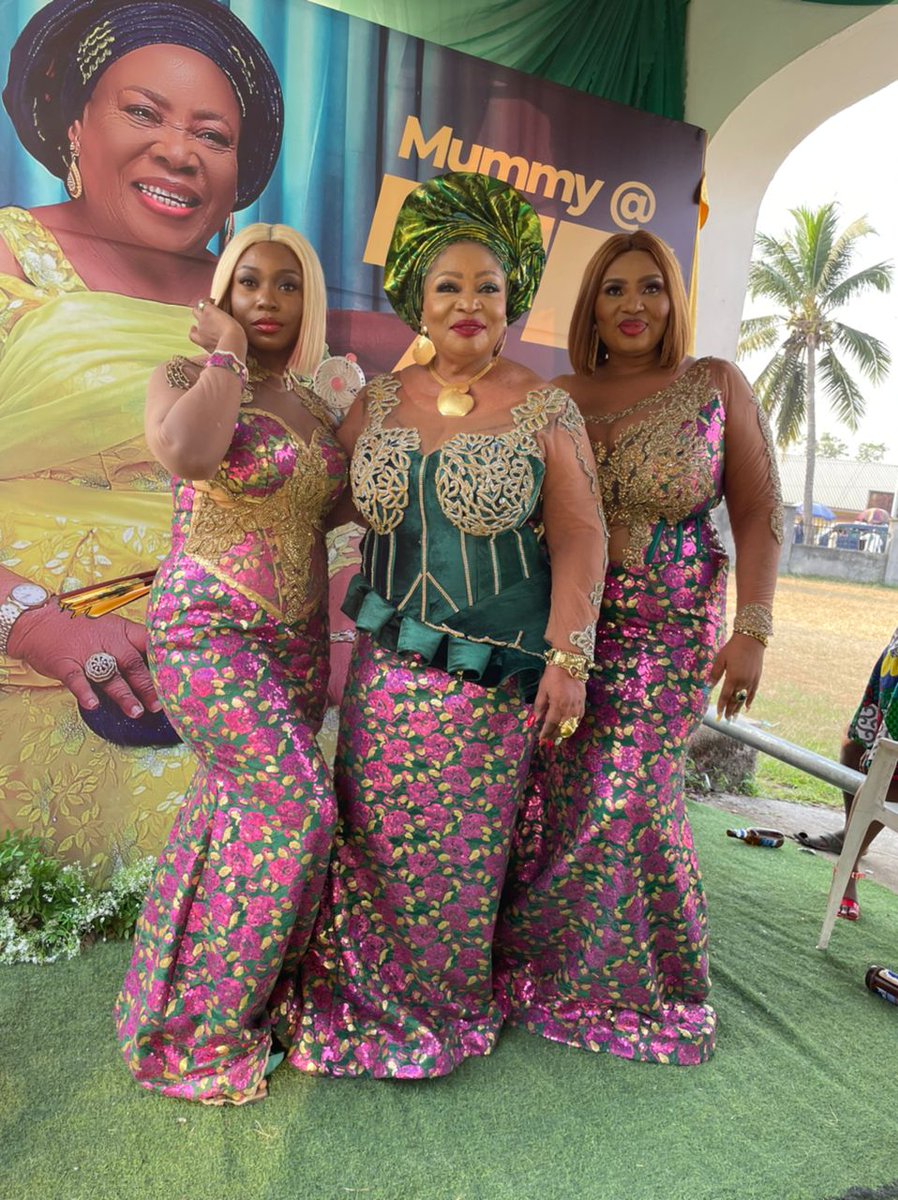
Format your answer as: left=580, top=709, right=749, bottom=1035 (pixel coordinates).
left=85, top=700, right=99, bottom=711
left=149, top=702, right=163, bottom=713
left=130, top=705, right=144, bottom=718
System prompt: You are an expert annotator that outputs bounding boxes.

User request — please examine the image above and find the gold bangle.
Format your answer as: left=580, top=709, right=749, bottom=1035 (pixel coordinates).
left=733, top=628, right=768, bottom=647
left=733, top=603, right=773, bottom=647
left=545, top=648, right=591, bottom=681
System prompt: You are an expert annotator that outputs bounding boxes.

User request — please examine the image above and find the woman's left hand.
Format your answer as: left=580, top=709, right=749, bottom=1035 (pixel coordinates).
left=533, top=664, right=586, bottom=743
left=709, top=633, right=766, bottom=719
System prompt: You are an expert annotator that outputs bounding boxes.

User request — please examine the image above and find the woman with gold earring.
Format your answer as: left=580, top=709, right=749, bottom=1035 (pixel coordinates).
left=494, top=230, right=783, bottom=1067
left=290, top=171, right=606, bottom=1080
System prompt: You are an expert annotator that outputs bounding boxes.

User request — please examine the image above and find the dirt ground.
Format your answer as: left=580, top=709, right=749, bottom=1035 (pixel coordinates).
left=696, top=790, right=898, bottom=897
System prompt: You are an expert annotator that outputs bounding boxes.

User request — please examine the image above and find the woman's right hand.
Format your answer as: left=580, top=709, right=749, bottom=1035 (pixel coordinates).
left=7, top=602, right=161, bottom=719
left=533, top=664, right=586, bottom=743
left=189, top=298, right=248, bottom=357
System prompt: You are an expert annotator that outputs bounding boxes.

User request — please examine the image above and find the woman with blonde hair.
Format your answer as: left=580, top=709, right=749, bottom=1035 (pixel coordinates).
left=496, top=229, right=783, bottom=1066
left=115, top=223, right=346, bottom=1104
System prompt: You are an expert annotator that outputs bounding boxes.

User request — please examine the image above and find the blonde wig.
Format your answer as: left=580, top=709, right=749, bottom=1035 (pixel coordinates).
left=210, top=223, right=327, bottom=376
left=568, top=230, right=690, bottom=375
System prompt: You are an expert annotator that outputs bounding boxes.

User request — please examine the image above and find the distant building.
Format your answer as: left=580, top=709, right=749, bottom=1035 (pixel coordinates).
left=777, top=454, right=897, bottom=518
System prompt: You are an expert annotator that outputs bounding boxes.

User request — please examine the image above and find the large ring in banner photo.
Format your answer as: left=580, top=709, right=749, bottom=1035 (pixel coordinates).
left=0, top=0, right=704, bottom=870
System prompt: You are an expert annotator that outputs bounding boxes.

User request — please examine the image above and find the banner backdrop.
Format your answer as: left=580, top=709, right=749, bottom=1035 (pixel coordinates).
left=0, top=0, right=706, bottom=868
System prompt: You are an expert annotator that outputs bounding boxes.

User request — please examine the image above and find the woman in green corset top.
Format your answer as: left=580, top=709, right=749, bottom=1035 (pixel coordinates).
left=288, top=172, right=606, bottom=1079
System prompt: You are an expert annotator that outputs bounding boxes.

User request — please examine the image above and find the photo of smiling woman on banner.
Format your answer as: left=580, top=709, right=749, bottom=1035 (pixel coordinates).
left=0, top=0, right=283, bottom=870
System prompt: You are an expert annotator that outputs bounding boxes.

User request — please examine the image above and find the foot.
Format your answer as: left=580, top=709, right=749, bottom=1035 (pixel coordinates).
left=838, top=897, right=860, bottom=921
left=264, top=1050, right=285, bottom=1078
left=795, top=828, right=845, bottom=853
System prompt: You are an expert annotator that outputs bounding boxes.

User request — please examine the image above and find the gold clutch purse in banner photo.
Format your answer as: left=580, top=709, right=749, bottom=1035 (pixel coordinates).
left=57, top=569, right=157, bottom=618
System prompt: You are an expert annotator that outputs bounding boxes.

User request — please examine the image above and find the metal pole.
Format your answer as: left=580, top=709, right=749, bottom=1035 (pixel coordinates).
left=701, top=708, right=864, bottom=795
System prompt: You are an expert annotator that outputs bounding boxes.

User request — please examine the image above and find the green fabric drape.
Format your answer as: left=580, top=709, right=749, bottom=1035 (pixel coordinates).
left=310, top=0, right=690, bottom=119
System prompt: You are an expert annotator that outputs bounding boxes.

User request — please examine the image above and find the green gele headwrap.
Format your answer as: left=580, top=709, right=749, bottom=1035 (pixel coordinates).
left=383, top=172, right=546, bottom=330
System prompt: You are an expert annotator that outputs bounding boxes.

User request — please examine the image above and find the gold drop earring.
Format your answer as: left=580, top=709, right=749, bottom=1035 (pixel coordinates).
left=412, top=322, right=436, bottom=366
left=65, top=140, right=83, bottom=200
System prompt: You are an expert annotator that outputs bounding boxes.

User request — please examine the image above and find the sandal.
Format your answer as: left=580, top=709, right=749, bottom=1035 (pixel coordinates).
left=795, top=829, right=845, bottom=853
left=836, top=869, right=864, bottom=922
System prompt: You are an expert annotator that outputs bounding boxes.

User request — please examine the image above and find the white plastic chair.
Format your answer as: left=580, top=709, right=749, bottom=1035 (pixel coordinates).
left=817, top=736, right=898, bottom=950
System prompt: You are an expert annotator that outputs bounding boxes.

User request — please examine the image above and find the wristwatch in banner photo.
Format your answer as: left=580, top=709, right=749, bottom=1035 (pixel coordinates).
left=0, top=583, right=51, bottom=656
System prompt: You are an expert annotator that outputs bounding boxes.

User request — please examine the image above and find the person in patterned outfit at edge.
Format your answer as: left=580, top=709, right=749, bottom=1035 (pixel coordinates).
left=796, top=628, right=898, bottom=920
left=494, top=229, right=784, bottom=1066
left=289, top=172, right=607, bottom=1080
left=114, top=223, right=346, bottom=1105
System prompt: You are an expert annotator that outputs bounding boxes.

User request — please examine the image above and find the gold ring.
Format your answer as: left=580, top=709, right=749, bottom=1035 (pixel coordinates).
left=558, top=716, right=580, bottom=740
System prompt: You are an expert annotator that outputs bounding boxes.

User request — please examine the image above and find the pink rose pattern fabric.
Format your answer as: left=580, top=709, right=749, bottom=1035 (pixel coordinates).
left=289, top=635, right=536, bottom=1078
left=115, top=411, right=345, bottom=1102
left=495, top=532, right=725, bottom=1066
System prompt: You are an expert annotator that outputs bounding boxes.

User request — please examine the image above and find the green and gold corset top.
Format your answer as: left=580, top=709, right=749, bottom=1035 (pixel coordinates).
left=345, top=373, right=589, bottom=693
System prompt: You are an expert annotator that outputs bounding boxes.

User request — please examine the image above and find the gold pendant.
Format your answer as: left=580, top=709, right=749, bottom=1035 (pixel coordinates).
left=437, top=387, right=474, bottom=417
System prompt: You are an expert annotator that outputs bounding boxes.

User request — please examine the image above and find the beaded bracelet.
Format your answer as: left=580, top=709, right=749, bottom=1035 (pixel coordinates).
left=545, top=648, right=591, bottom=681
left=733, top=603, right=773, bottom=647
left=205, top=350, right=248, bottom=389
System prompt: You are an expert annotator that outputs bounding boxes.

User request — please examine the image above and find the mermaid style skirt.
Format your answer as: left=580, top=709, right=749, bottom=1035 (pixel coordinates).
left=114, top=564, right=337, bottom=1102
left=290, top=635, right=536, bottom=1078
left=495, top=550, right=725, bottom=1066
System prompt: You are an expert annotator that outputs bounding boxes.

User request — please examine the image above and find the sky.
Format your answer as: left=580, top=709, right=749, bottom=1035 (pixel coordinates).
left=738, top=80, right=898, bottom=463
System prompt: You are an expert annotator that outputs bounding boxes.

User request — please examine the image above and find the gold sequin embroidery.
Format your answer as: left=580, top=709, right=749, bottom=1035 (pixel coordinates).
left=435, top=434, right=535, bottom=536
left=185, top=428, right=333, bottom=623
left=433, top=387, right=595, bottom=535
left=351, top=375, right=417, bottom=534
left=588, top=361, right=719, bottom=570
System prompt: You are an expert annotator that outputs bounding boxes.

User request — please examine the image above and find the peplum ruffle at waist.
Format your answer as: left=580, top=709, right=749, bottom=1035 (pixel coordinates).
left=342, top=572, right=550, bottom=700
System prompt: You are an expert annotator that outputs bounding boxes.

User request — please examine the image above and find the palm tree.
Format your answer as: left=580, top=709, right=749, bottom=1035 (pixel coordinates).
left=737, top=203, right=892, bottom=533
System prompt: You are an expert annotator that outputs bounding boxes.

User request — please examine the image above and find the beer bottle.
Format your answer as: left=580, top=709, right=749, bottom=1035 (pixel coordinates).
left=725, top=827, right=784, bottom=849
left=865, top=966, right=898, bottom=1006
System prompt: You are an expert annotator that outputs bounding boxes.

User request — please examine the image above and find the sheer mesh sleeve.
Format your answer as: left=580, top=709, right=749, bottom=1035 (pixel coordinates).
left=715, top=359, right=783, bottom=616
left=538, top=398, right=608, bottom=656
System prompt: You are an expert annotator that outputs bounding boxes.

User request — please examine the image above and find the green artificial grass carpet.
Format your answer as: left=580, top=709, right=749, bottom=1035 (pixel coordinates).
left=2, top=800, right=898, bottom=1200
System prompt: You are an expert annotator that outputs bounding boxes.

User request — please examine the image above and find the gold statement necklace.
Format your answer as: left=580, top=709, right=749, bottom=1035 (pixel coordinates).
left=428, top=358, right=496, bottom=417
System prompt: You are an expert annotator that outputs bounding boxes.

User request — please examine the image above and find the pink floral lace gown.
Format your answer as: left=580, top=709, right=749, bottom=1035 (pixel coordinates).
left=290, top=373, right=605, bottom=1079
left=115, top=371, right=346, bottom=1103
left=495, top=358, right=783, bottom=1066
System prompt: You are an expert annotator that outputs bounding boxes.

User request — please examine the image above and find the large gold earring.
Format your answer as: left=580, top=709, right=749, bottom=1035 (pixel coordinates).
left=65, top=140, right=83, bottom=200
left=412, top=323, right=436, bottom=366
left=588, top=324, right=599, bottom=373
left=493, top=324, right=508, bottom=358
